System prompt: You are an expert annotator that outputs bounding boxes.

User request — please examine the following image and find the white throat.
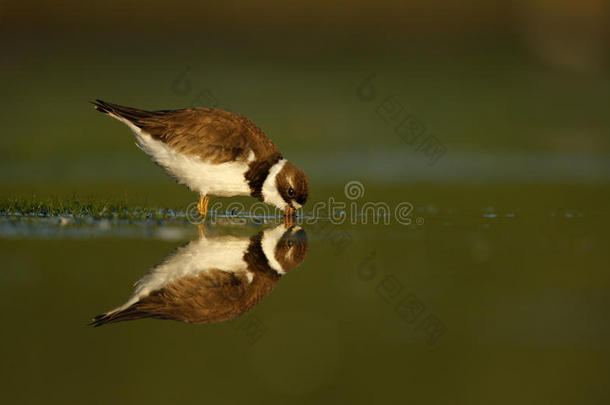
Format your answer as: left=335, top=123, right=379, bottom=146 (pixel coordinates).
left=261, top=226, right=286, bottom=275
left=261, top=159, right=288, bottom=210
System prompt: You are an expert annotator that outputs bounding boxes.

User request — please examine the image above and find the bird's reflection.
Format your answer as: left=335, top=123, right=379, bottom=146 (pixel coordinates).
left=90, top=224, right=308, bottom=326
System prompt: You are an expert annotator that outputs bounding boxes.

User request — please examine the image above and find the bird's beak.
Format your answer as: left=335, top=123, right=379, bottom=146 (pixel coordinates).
left=284, top=205, right=296, bottom=227
left=285, top=205, right=296, bottom=217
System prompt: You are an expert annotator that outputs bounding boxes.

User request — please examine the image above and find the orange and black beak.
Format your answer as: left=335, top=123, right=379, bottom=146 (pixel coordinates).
left=285, top=205, right=296, bottom=217
left=284, top=205, right=296, bottom=227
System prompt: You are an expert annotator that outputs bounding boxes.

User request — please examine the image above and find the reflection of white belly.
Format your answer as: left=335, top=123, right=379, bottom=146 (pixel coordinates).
left=117, top=237, right=252, bottom=312
left=132, top=127, right=251, bottom=196
left=141, top=237, right=251, bottom=291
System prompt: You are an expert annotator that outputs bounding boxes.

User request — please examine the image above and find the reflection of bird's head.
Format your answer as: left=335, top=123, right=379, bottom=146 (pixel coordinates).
left=261, top=225, right=308, bottom=274
left=275, top=226, right=308, bottom=272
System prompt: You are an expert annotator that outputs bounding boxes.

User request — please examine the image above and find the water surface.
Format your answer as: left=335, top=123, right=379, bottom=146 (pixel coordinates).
left=2, top=192, right=608, bottom=404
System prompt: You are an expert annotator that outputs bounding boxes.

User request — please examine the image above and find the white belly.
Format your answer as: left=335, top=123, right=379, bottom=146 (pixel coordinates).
left=133, top=128, right=251, bottom=197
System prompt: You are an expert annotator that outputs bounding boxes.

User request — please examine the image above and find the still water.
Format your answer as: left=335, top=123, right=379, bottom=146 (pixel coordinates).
left=1, top=199, right=609, bottom=404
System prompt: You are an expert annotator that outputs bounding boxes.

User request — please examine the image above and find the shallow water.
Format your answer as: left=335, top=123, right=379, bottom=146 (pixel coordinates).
left=1, top=197, right=609, bottom=404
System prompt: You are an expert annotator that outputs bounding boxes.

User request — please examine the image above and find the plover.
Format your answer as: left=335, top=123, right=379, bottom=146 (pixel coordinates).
left=92, top=100, right=309, bottom=218
left=89, top=225, right=308, bottom=326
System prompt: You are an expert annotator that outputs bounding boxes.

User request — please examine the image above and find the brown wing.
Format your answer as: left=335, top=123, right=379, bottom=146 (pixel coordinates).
left=89, top=269, right=277, bottom=326
left=93, top=100, right=281, bottom=164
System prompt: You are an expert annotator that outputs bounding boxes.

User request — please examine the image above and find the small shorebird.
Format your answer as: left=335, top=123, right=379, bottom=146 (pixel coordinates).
left=92, top=100, right=309, bottom=219
left=89, top=225, right=308, bottom=326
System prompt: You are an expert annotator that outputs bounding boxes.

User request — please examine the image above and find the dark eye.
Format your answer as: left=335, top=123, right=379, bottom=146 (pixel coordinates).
left=287, top=240, right=294, bottom=247
left=288, top=187, right=295, bottom=197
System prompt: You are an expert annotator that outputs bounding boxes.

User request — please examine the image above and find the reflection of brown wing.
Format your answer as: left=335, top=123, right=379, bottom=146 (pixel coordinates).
left=93, top=100, right=280, bottom=164
left=89, top=269, right=276, bottom=326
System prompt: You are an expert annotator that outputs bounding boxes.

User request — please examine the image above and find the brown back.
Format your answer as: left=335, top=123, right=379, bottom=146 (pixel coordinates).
left=93, top=100, right=280, bottom=164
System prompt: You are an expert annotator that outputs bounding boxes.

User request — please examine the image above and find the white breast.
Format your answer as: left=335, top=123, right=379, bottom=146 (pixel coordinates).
left=118, top=115, right=252, bottom=197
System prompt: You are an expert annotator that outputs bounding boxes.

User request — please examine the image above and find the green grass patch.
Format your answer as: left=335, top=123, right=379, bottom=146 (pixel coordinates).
left=0, top=196, right=183, bottom=221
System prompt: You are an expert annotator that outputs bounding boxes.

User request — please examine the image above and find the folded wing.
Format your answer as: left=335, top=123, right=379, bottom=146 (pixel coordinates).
left=92, top=100, right=280, bottom=164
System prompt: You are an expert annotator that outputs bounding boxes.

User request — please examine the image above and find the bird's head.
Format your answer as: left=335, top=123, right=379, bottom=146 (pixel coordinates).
left=263, top=160, right=309, bottom=215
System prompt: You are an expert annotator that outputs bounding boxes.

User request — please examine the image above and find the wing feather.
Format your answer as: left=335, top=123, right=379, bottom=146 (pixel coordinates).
left=93, top=100, right=280, bottom=164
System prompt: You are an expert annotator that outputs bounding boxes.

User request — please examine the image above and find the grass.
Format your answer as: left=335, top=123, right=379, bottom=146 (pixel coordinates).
left=0, top=196, right=183, bottom=222
left=0, top=196, right=295, bottom=240
left=0, top=196, right=290, bottom=232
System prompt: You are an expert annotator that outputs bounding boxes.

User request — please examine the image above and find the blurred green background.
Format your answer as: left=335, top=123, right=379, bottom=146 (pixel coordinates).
left=1, top=1, right=610, bottom=404
left=2, top=0, right=609, bottom=203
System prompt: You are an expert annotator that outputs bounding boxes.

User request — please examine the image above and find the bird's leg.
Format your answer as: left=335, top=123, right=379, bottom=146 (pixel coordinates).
left=197, top=223, right=208, bottom=239
left=197, top=194, right=210, bottom=217
left=196, top=196, right=210, bottom=238
left=202, top=195, right=210, bottom=215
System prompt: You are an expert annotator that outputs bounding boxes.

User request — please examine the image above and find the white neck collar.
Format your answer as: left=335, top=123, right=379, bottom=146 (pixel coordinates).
left=261, top=159, right=288, bottom=210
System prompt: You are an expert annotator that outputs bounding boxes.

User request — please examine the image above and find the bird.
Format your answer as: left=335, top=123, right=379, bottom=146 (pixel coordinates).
left=92, top=100, right=309, bottom=219
left=89, top=224, right=308, bottom=326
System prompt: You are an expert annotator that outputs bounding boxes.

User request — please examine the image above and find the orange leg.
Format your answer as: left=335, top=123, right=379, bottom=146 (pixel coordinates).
left=197, top=195, right=210, bottom=217
left=197, top=223, right=206, bottom=239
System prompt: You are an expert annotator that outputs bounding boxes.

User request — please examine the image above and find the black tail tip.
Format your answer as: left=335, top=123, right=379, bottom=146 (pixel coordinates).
left=91, top=99, right=109, bottom=114
left=88, top=314, right=109, bottom=327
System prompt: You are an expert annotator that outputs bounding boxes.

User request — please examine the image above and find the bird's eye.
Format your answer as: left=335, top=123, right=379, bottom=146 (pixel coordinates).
left=287, top=240, right=294, bottom=247
left=288, top=187, right=295, bottom=196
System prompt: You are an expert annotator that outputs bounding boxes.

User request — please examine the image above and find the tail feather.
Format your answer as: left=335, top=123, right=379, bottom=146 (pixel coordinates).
left=88, top=304, right=152, bottom=327
left=91, top=99, right=166, bottom=127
